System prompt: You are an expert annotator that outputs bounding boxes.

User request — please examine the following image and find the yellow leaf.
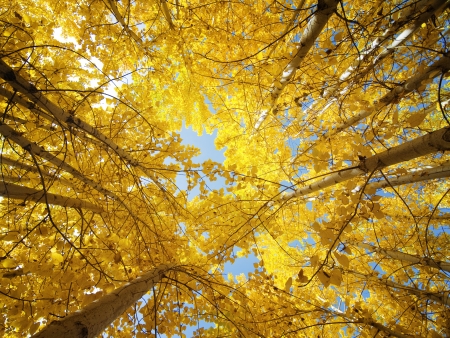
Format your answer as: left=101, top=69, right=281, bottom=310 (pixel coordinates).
left=0, top=232, right=18, bottom=242
left=329, top=269, right=342, bottom=286
left=310, top=255, right=319, bottom=268
left=334, top=252, right=350, bottom=268
left=284, top=277, right=292, bottom=292
left=317, top=270, right=330, bottom=287
left=51, top=251, right=64, bottom=263
left=114, top=252, right=122, bottom=264
left=2, top=258, right=16, bottom=268
left=406, top=113, right=426, bottom=127
left=297, top=269, right=308, bottom=283
left=119, top=238, right=130, bottom=248
left=274, top=80, right=283, bottom=89
left=103, top=283, right=115, bottom=293
left=29, top=323, right=41, bottom=336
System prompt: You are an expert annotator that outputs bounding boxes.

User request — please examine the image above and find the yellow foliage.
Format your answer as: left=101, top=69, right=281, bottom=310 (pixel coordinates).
left=0, top=0, right=449, bottom=337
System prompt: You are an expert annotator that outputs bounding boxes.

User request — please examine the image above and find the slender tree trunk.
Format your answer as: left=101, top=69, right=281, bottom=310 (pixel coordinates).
left=106, top=0, right=144, bottom=43
left=0, top=87, right=112, bottom=150
left=32, top=264, right=176, bottom=338
left=1, top=155, right=79, bottom=189
left=0, top=60, right=166, bottom=192
left=0, top=121, right=117, bottom=199
left=362, top=163, right=450, bottom=191
left=2, top=155, right=48, bottom=175
left=159, top=0, right=175, bottom=29
left=320, top=302, right=413, bottom=338
left=254, top=0, right=339, bottom=129
left=347, top=269, right=450, bottom=306
left=324, top=0, right=448, bottom=98
left=350, top=241, right=450, bottom=273
left=0, top=60, right=142, bottom=168
left=364, top=320, right=414, bottom=338
left=324, top=55, right=450, bottom=138
left=283, top=127, right=450, bottom=200
left=0, top=182, right=103, bottom=213
left=265, top=0, right=306, bottom=59
left=2, top=112, right=54, bottom=132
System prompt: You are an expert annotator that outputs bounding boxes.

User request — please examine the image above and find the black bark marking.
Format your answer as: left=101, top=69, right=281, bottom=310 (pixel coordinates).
left=75, top=321, right=88, bottom=338
left=28, top=83, right=38, bottom=93
left=3, top=70, right=16, bottom=81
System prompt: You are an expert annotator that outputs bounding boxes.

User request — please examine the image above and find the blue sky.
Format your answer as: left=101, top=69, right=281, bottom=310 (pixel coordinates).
left=172, top=125, right=259, bottom=337
left=179, top=124, right=259, bottom=276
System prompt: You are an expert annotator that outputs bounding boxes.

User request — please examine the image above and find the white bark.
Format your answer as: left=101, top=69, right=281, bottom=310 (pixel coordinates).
left=0, top=60, right=165, bottom=191
left=351, top=241, right=450, bottom=273
left=254, top=0, right=339, bottom=129
left=32, top=264, right=175, bottom=338
left=283, top=127, right=450, bottom=200
left=0, top=182, right=103, bottom=213
left=2, top=155, right=47, bottom=175
left=2, top=112, right=54, bottom=132
left=324, top=0, right=448, bottom=98
left=364, top=321, right=412, bottom=338
left=0, top=87, right=54, bottom=123
left=266, top=0, right=307, bottom=59
left=0, top=155, right=77, bottom=190
left=0, top=87, right=110, bottom=150
left=359, top=0, right=449, bottom=85
left=0, top=60, right=141, bottom=168
left=106, top=0, right=144, bottom=43
left=324, top=56, right=450, bottom=138
left=348, top=269, right=450, bottom=306
left=319, top=298, right=412, bottom=338
left=362, top=163, right=450, bottom=191
left=0, top=121, right=116, bottom=199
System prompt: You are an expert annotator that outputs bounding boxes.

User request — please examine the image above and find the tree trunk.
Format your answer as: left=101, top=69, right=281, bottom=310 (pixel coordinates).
left=347, top=268, right=450, bottom=306
left=106, top=0, right=144, bottom=43
left=361, top=163, right=450, bottom=191
left=0, top=60, right=166, bottom=192
left=0, top=121, right=117, bottom=200
left=350, top=241, right=450, bottom=273
left=0, top=60, right=143, bottom=169
left=254, top=0, right=340, bottom=129
left=324, top=0, right=448, bottom=98
left=324, top=55, right=450, bottom=138
left=32, top=264, right=175, bottom=338
left=1, top=155, right=79, bottom=189
left=0, top=182, right=103, bottom=213
left=283, top=127, right=450, bottom=200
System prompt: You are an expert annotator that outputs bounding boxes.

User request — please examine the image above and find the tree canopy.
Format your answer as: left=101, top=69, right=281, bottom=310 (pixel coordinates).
left=1, top=0, right=450, bottom=337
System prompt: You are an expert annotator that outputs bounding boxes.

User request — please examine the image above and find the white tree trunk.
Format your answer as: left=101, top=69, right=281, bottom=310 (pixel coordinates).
left=350, top=241, right=450, bottom=273
left=324, top=56, right=450, bottom=138
left=348, top=269, right=450, bottom=306
left=32, top=264, right=175, bottom=338
left=324, top=0, right=448, bottom=98
left=0, top=182, right=103, bottom=213
left=283, top=127, right=450, bottom=200
left=319, top=298, right=413, bottom=338
left=254, top=0, right=339, bottom=129
left=265, top=0, right=307, bottom=59
left=106, top=0, right=144, bottom=43
left=360, top=163, right=450, bottom=191
left=0, top=86, right=113, bottom=150
left=1, top=155, right=80, bottom=189
left=0, top=121, right=116, bottom=200
left=0, top=60, right=144, bottom=169
left=0, top=60, right=166, bottom=192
